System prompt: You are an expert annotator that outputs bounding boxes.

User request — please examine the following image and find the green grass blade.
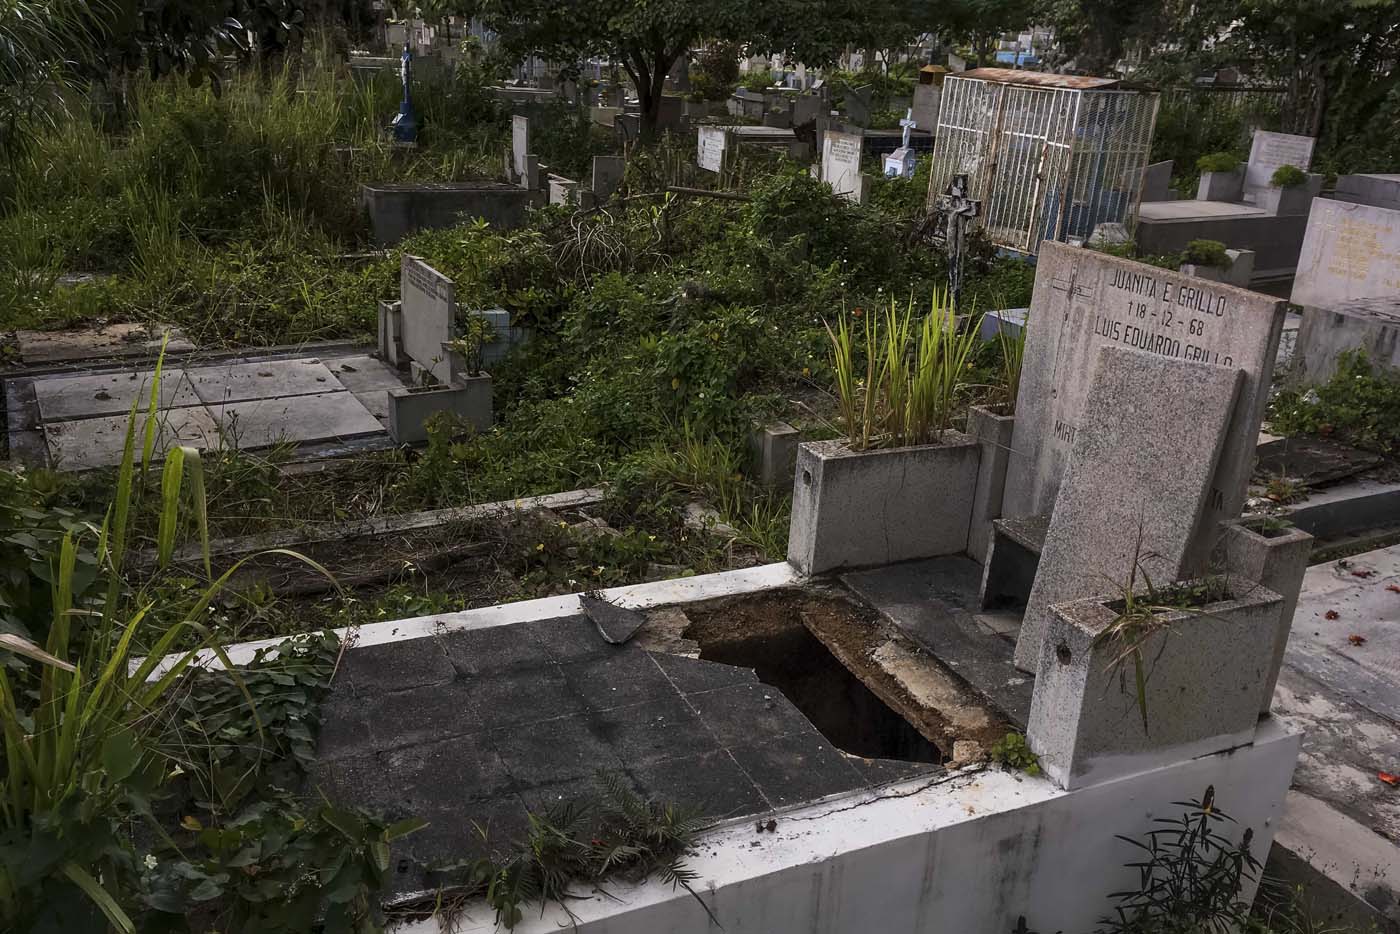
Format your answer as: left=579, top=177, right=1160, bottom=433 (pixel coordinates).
left=61, top=861, right=135, bottom=934
left=156, top=446, right=186, bottom=569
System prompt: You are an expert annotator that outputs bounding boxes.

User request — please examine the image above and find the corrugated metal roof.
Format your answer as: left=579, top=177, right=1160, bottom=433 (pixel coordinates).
left=954, top=68, right=1122, bottom=90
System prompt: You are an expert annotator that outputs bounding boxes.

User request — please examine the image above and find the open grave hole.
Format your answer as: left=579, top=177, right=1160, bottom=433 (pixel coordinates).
left=681, top=591, right=944, bottom=763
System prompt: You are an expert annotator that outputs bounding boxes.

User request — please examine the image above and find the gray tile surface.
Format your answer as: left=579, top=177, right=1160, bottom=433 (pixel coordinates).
left=310, top=615, right=935, bottom=898
left=44, top=405, right=220, bottom=470
left=209, top=391, right=382, bottom=449
left=32, top=368, right=199, bottom=421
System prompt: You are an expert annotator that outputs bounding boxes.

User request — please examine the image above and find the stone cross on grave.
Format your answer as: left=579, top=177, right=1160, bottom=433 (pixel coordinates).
left=899, top=108, right=916, bottom=148
left=933, top=173, right=981, bottom=309
left=390, top=43, right=419, bottom=144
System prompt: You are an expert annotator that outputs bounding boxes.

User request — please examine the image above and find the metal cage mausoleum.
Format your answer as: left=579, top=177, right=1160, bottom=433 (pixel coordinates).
left=926, top=69, right=1160, bottom=256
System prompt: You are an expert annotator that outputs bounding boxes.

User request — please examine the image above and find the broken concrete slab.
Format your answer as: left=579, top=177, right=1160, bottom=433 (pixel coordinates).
left=209, top=391, right=382, bottom=449
left=44, top=405, right=220, bottom=470
left=31, top=368, right=199, bottom=421
left=579, top=593, right=646, bottom=645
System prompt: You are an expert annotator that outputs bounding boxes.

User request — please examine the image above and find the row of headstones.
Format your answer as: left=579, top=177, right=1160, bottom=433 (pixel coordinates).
left=729, top=72, right=941, bottom=134
left=977, top=242, right=1305, bottom=789
left=507, top=115, right=625, bottom=207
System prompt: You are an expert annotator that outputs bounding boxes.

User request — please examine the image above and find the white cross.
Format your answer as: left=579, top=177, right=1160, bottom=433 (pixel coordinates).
left=899, top=108, right=916, bottom=148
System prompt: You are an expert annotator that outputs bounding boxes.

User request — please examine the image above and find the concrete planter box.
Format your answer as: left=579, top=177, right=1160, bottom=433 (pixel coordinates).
left=361, top=183, right=532, bottom=246
left=1027, top=576, right=1283, bottom=790
left=966, top=405, right=1015, bottom=563
left=1255, top=175, right=1323, bottom=216
left=387, top=374, right=492, bottom=444
left=1218, top=519, right=1313, bottom=714
left=786, top=433, right=980, bottom=575
left=1197, top=168, right=1244, bottom=202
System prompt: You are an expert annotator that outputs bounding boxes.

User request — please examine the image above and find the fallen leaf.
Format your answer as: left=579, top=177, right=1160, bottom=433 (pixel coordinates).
left=1325, top=610, right=1340, bottom=620
left=1380, top=772, right=1400, bottom=786
left=1387, top=584, right=1400, bottom=594
left=1352, top=569, right=1375, bottom=579
left=1349, top=634, right=1367, bottom=646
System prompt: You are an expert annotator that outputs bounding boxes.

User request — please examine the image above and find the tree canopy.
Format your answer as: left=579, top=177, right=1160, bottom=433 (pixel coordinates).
left=458, top=0, right=921, bottom=133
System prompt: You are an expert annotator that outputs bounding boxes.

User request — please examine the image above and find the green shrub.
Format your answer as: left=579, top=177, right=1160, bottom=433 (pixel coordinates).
left=1269, top=349, right=1400, bottom=454
left=1270, top=164, right=1308, bottom=188
left=1196, top=151, right=1241, bottom=173
left=1183, top=238, right=1231, bottom=268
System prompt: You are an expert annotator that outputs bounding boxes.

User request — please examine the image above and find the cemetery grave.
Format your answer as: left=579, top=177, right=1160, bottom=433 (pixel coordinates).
left=9, top=13, right=1400, bottom=931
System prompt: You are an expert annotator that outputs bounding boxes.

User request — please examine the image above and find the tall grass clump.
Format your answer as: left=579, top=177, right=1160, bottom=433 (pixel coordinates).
left=826, top=291, right=981, bottom=450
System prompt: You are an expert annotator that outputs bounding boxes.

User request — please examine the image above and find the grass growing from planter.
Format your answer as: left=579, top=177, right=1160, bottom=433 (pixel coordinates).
left=827, top=291, right=981, bottom=450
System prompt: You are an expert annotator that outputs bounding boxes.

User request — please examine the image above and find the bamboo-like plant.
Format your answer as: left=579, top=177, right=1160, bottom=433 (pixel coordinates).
left=995, top=317, right=1027, bottom=413
left=824, top=291, right=981, bottom=450
left=0, top=347, right=332, bottom=931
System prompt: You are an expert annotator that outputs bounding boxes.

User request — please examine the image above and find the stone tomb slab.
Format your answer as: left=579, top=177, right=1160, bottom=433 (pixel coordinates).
left=187, top=357, right=339, bottom=405
left=1291, top=199, right=1400, bottom=311
left=209, top=391, right=382, bottom=450
left=1013, top=345, right=1243, bottom=671
left=309, top=617, right=914, bottom=898
left=1004, top=242, right=1286, bottom=568
left=399, top=255, right=456, bottom=385
left=32, top=368, right=199, bottom=421
left=15, top=322, right=194, bottom=365
left=325, top=355, right=404, bottom=425
left=44, top=405, right=220, bottom=471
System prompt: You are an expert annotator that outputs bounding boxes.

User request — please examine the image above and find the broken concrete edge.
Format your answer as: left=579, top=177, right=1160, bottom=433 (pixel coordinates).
left=1284, top=478, right=1400, bottom=541
left=138, top=486, right=607, bottom=568
left=385, top=719, right=1300, bottom=933
left=134, top=560, right=804, bottom=677
left=1269, top=790, right=1400, bottom=932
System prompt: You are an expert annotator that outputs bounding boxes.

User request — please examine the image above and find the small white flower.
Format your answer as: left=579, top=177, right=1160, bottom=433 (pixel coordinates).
left=144, top=854, right=158, bottom=870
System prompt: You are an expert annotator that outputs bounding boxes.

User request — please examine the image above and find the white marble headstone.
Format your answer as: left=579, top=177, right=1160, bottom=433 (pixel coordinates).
left=697, top=127, right=727, bottom=173
left=400, top=255, right=456, bottom=385
left=1243, top=130, right=1314, bottom=205
left=511, top=115, right=530, bottom=183
left=821, top=130, right=864, bottom=203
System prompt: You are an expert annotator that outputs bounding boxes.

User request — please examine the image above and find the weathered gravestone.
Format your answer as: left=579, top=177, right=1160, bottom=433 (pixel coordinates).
left=697, top=126, right=727, bottom=173
left=1013, top=345, right=1244, bottom=670
left=1291, top=199, right=1400, bottom=310
left=844, top=84, right=874, bottom=127
left=400, top=255, right=455, bottom=384
left=1003, top=242, right=1287, bottom=567
left=1335, top=174, right=1400, bottom=211
left=1140, top=160, right=1173, bottom=203
left=821, top=129, right=865, bottom=204
left=592, top=155, right=625, bottom=201
left=510, top=115, right=530, bottom=184
left=1243, top=130, right=1315, bottom=206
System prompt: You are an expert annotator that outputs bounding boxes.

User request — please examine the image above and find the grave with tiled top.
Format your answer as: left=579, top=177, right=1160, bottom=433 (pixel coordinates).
left=311, top=614, right=935, bottom=898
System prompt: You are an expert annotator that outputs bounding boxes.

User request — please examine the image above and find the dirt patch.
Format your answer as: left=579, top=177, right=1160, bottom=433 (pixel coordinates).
left=680, top=587, right=1010, bottom=762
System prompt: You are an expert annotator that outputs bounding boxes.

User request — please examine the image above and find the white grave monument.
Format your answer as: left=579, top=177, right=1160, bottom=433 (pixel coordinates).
left=821, top=129, right=866, bottom=204
left=883, top=110, right=918, bottom=179
left=400, top=255, right=456, bottom=384
left=1243, top=130, right=1315, bottom=205
left=697, top=127, right=727, bottom=173
left=511, top=115, right=528, bottom=179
